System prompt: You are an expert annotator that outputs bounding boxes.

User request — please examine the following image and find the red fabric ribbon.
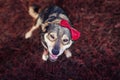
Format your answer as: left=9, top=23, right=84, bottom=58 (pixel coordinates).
left=60, top=19, right=80, bottom=40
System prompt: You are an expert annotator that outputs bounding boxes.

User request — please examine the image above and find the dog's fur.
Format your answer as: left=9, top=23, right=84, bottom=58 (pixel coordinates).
left=25, top=5, right=74, bottom=62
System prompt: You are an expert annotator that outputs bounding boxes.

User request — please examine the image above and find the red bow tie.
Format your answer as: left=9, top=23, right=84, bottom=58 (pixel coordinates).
left=60, top=20, right=80, bottom=40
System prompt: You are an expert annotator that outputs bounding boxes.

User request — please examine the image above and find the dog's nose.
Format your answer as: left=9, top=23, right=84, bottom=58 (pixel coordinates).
left=52, top=49, right=59, bottom=55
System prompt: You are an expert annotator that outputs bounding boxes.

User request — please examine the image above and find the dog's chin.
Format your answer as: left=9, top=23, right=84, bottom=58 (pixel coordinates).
left=49, top=54, right=58, bottom=62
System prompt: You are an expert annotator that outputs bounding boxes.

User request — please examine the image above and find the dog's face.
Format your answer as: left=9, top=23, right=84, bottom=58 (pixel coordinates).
left=43, top=23, right=73, bottom=61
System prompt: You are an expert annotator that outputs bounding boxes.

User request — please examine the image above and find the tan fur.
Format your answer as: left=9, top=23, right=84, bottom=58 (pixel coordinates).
left=29, top=6, right=39, bottom=19
left=42, top=49, right=49, bottom=61
left=25, top=18, right=43, bottom=39
left=64, top=49, right=72, bottom=58
left=59, top=14, right=69, bottom=21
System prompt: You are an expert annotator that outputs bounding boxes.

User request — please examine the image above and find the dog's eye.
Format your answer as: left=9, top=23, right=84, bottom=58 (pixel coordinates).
left=62, top=39, right=69, bottom=45
left=62, top=35, right=70, bottom=45
left=63, top=39, right=69, bottom=42
left=50, top=34, right=55, bottom=39
left=48, top=33, right=57, bottom=41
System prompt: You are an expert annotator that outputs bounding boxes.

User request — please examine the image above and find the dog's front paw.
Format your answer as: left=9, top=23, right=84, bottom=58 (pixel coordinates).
left=25, top=32, right=32, bottom=39
left=65, top=50, right=72, bottom=58
left=42, top=54, right=48, bottom=61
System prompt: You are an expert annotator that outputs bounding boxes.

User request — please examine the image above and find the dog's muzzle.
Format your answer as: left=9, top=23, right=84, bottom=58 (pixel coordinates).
left=49, top=48, right=59, bottom=62
left=52, top=48, right=59, bottom=55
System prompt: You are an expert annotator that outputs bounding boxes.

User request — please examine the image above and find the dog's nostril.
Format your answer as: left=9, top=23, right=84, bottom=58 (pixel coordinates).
left=52, top=49, right=59, bottom=55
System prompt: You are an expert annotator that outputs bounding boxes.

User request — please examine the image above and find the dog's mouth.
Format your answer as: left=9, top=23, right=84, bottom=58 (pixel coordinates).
left=49, top=54, right=58, bottom=62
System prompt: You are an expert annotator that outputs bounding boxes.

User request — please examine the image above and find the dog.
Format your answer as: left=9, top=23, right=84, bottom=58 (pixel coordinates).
left=25, top=5, right=80, bottom=62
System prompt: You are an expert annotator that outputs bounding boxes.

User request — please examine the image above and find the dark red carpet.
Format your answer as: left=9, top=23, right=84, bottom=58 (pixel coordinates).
left=0, top=0, right=120, bottom=80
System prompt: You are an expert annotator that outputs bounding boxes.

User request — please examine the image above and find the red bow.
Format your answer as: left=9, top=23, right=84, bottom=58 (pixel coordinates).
left=60, top=20, right=80, bottom=40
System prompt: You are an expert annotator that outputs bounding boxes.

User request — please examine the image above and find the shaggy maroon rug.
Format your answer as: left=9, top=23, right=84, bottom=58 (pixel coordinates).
left=0, top=0, right=120, bottom=80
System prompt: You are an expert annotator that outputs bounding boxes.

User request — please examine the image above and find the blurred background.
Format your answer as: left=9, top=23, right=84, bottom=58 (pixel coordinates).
left=0, top=0, right=120, bottom=80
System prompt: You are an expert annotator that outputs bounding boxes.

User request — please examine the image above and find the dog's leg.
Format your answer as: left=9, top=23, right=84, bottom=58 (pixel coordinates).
left=25, top=25, right=39, bottom=39
left=64, top=49, right=72, bottom=58
left=25, top=18, right=42, bottom=39
left=25, top=5, right=42, bottom=39
left=29, top=6, right=39, bottom=19
left=42, top=49, right=49, bottom=61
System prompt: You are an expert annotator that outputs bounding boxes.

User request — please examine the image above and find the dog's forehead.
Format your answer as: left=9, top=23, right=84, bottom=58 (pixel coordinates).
left=48, top=24, right=71, bottom=36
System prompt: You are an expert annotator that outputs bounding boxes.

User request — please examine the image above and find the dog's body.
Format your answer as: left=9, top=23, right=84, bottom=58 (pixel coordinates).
left=25, top=5, right=80, bottom=62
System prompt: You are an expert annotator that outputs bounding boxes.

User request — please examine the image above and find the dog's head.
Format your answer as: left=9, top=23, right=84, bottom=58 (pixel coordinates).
left=42, top=20, right=80, bottom=61
left=43, top=23, right=73, bottom=61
